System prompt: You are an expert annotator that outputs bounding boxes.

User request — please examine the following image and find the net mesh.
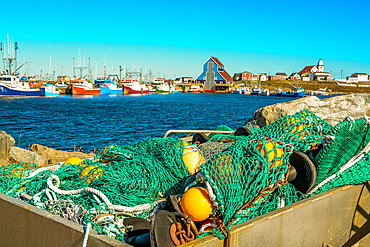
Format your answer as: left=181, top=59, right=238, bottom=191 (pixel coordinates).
left=0, top=110, right=369, bottom=243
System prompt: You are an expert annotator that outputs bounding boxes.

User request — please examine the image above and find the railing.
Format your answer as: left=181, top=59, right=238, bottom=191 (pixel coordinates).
left=163, top=130, right=234, bottom=138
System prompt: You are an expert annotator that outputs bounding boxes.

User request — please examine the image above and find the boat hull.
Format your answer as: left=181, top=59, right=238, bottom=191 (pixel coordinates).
left=124, top=86, right=149, bottom=94
left=100, top=85, right=123, bottom=94
left=188, top=90, right=201, bottom=93
left=71, top=85, right=101, bottom=95
left=0, top=85, right=45, bottom=96
left=282, top=91, right=305, bottom=97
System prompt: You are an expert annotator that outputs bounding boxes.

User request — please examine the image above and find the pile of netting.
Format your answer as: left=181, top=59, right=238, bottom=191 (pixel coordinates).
left=0, top=110, right=369, bottom=246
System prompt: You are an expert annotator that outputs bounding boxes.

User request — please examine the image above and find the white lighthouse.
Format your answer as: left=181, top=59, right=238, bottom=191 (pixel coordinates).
left=317, top=59, right=324, bottom=72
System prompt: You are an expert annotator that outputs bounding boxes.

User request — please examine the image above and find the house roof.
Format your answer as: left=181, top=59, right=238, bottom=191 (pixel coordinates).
left=353, top=73, right=368, bottom=76
left=299, top=66, right=315, bottom=74
left=210, top=56, right=223, bottom=67
left=220, top=70, right=233, bottom=82
left=210, top=56, right=232, bottom=81
left=276, top=73, right=287, bottom=76
left=242, top=71, right=252, bottom=74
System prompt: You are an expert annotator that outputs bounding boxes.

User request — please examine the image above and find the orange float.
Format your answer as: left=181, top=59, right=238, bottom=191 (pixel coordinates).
left=180, top=187, right=214, bottom=222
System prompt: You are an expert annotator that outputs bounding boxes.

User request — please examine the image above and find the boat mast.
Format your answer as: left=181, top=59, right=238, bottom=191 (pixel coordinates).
left=104, top=52, right=107, bottom=79
left=1, top=43, right=5, bottom=73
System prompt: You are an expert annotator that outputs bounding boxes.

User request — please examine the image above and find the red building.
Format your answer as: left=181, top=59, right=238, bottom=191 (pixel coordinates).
left=242, top=71, right=253, bottom=80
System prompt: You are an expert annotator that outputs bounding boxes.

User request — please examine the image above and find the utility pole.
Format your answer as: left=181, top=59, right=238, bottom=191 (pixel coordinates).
left=341, top=70, right=343, bottom=79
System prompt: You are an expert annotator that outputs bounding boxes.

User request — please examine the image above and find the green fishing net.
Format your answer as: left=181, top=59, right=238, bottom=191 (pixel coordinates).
left=0, top=110, right=369, bottom=244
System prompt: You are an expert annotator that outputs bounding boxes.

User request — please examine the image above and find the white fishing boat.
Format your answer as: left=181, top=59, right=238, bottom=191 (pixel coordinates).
left=308, top=87, right=330, bottom=96
left=156, top=83, right=170, bottom=93
left=258, top=88, right=270, bottom=96
left=188, top=85, right=201, bottom=93
left=0, top=75, right=45, bottom=96
left=44, top=84, right=60, bottom=96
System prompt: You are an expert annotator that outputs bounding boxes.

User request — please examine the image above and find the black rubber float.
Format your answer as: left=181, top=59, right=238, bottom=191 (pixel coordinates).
left=234, top=126, right=254, bottom=136
left=192, top=133, right=210, bottom=144
left=288, top=150, right=317, bottom=194
left=150, top=210, right=177, bottom=247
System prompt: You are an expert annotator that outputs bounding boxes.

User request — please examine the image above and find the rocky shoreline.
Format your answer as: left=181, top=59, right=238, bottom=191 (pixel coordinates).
left=1, top=94, right=369, bottom=167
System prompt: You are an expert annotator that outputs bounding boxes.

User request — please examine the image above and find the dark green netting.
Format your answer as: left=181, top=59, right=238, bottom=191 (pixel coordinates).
left=0, top=111, right=369, bottom=243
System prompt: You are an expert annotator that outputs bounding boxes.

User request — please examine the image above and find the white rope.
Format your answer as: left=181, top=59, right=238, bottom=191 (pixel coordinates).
left=47, top=174, right=164, bottom=213
left=197, top=172, right=217, bottom=205
left=199, top=223, right=216, bottom=234
left=23, top=167, right=50, bottom=179
left=82, top=222, right=92, bottom=247
left=306, top=140, right=370, bottom=196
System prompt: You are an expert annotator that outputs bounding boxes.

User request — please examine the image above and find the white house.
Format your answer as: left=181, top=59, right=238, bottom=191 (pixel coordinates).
left=253, top=73, right=267, bottom=81
left=351, top=73, right=369, bottom=82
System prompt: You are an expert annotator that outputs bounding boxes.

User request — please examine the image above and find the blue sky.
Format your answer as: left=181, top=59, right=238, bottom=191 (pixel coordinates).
left=2, top=0, right=370, bottom=79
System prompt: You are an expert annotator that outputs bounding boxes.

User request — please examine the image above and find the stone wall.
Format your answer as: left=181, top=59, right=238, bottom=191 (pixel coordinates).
left=0, top=132, right=95, bottom=167
left=0, top=131, right=15, bottom=165
left=251, top=94, right=370, bottom=127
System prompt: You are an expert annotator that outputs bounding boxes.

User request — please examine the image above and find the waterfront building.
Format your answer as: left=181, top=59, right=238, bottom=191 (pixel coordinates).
left=242, top=71, right=253, bottom=81
left=268, top=73, right=288, bottom=81
left=298, top=59, right=333, bottom=81
left=195, top=56, right=232, bottom=92
left=252, top=73, right=267, bottom=81
left=347, top=73, right=369, bottom=82
left=233, top=73, right=242, bottom=81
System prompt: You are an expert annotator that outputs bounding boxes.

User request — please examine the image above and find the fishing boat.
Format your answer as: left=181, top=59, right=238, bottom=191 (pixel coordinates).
left=251, top=86, right=261, bottom=95
left=156, top=83, right=171, bottom=93
left=95, top=77, right=123, bottom=94
left=270, top=88, right=285, bottom=97
left=188, top=85, right=201, bottom=93
left=307, top=87, right=330, bottom=96
left=148, top=85, right=157, bottom=93
left=170, top=85, right=180, bottom=93
left=71, top=79, right=100, bottom=95
left=0, top=75, right=45, bottom=96
left=123, top=80, right=149, bottom=94
left=95, top=76, right=123, bottom=94
left=44, top=84, right=60, bottom=96
left=258, top=88, right=270, bottom=96
left=282, top=87, right=305, bottom=98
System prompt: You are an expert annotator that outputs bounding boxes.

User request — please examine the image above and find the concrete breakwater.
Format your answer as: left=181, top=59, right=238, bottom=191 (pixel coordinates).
left=0, top=94, right=369, bottom=167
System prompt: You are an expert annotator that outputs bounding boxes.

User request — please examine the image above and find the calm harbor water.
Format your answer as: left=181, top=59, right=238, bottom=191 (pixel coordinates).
left=0, top=93, right=324, bottom=152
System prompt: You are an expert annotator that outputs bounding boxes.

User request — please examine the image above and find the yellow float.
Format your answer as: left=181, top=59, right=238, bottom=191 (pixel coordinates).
left=80, top=165, right=103, bottom=184
left=62, top=157, right=84, bottom=167
left=256, top=139, right=284, bottom=171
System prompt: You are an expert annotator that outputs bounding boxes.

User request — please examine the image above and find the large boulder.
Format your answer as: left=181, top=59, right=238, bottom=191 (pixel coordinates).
left=30, top=144, right=95, bottom=165
left=252, top=94, right=370, bottom=127
left=0, top=131, right=15, bottom=165
left=9, top=147, right=48, bottom=167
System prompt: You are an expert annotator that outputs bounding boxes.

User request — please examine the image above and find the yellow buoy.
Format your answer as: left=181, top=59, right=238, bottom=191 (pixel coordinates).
left=256, top=139, right=284, bottom=171
left=63, top=157, right=84, bottom=167
left=182, top=151, right=206, bottom=174
left=180, top=187, right=214, bottom=222
left=80, top=165, right=103, bottom=184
